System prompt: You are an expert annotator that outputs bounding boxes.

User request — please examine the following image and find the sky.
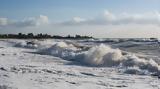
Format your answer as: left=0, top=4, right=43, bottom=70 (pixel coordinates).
left=1, top=0, right=160, bottom=38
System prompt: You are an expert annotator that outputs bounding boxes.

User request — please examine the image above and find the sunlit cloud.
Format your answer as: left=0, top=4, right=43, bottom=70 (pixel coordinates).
left=0, top=15, right=49, bottom=28
left=57, top=10, right=160, bottom=26
left=1, top=11, right=160, bottom=38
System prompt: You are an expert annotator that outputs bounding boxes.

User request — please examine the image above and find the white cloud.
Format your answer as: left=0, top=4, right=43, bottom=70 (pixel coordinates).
left=0, top=15, right=49, bottom=28
left=56, top=10, right=160, bottom=26
left=113, top=11, right=160, bottom=25
left=0, top=18, right=8, bottom=26
left=1, top=11, right=160, bottom=28
left=104, top=10, right=116, bottom=21
left=36, top=15, right=49, bottom=25
left=15, top=15, right=49, bottom=27
left=59, top=17, right=86, bottom=25
left=73, top=17, right=86, bottom=23
left=1, top=11, right=160, bottom=38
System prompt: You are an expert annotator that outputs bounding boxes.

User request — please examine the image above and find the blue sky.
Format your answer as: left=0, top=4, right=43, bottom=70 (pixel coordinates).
left=1, top=0, right=160, bottom=38
left=1, top=0, right=159, bottom=20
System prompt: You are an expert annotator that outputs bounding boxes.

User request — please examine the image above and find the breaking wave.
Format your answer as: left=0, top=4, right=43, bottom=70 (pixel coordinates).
left=37, top=41, right=160, bottom=76
left=14, top=40, right=38, bottom=49
left=82, top=44, right=123, bottom=66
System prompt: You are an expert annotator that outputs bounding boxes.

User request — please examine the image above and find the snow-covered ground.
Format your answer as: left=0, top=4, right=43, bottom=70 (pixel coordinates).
left=0, top=39, right=160, bottom=89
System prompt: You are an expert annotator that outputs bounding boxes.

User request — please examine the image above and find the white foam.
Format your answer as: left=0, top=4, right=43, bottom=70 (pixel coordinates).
left=123, top=67, right=145, bottom=75
left=123, top=55, right=160, bottom=72
left=82, top=44, right=123, bottom=66
left=37, top=42, right=160, bottom=75
left=14, top=40, right=38, bottom=49
left=38, top=41, right=79, bottom=59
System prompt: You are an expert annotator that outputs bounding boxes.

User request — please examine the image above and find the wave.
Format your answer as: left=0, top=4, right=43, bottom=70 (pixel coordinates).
left=81, top=44, right=123, bottom=66
left=37, top=41, right=160, bottom=76
left=14, top=40, right=38, bottom=49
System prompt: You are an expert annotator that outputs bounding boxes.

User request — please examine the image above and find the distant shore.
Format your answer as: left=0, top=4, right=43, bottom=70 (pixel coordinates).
left=0, top=33, right=93, bottom=39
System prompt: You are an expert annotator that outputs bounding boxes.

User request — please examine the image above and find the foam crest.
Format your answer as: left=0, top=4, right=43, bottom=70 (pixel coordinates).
left=83, top=44, right=123, bottom=66
left=14, top=40, right=38, bottom=49
left=37, top=42, right=160, bottom=76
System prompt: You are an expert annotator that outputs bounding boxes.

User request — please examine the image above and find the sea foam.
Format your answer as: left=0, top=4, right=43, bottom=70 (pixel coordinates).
left=37, top=41, right=160, bottom=75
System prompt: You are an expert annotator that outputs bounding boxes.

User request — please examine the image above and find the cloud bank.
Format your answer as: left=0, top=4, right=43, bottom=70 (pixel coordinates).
left=0, top=18, right=8, bottom=26
left=0, top=15, right=49, bottom=28
left=60, top=10, right=160, bottom=26
left=1, top=11, right=160, bottom=27
left=1, top=10, right=160, bottom=38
